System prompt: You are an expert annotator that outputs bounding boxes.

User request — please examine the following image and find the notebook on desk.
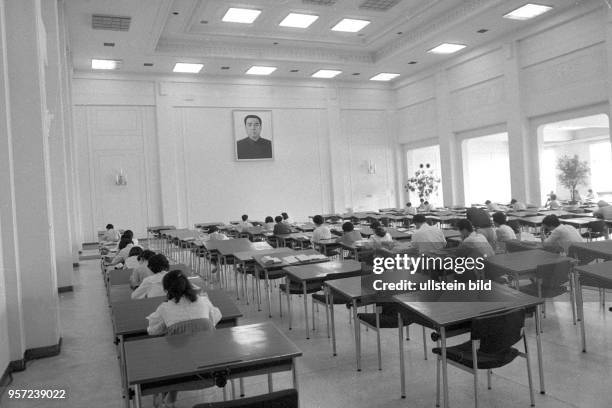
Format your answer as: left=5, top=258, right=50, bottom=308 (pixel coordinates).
left=261, top=256, right=282, bottom=265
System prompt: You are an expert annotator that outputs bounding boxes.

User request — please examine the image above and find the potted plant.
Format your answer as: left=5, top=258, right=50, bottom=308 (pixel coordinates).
left=556, top=155, right=590, bottom=204
left=404, top=163, right=441, bottom=201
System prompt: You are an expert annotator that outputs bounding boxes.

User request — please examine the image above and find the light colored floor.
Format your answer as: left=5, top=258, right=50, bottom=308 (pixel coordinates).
left=2, top=256, right=612, bottom=408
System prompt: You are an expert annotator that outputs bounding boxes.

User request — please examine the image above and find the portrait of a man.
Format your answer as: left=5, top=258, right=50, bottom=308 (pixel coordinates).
left=234, top=111, right=273, bottom=160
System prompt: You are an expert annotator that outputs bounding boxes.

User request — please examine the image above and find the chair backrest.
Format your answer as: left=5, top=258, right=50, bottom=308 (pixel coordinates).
left=587, top=220, right=607, bottom=233
left=505, top=240, right=531, bottom=253
left=471, top=309, right=525, bottom=354
left=193, top=388, right=298, bottom=408
left=535, top=260, right=571, bottom=289
left=166, top=318, right=214, bottom=336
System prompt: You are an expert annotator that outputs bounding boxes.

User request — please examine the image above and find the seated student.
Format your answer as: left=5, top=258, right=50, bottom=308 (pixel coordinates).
left=281, top=212, right=292, bottom=224
left=548, top=194, right=561, bottom=209
left=131, top=254, right=170, bottom=299
left=120, top=230, right=139, bottom=248
left=508, top=223, right=538, bottom=242
left=485, top=200, right=501, bottom=212
left=207, top=226, right=228, bottom=274
left=585, top=189, right=597, bottom=202
left=311, top=215, right=331, bottom=243
left=411, top=214, right=446, bottom=254
left=417, top=199, right=427, bottom=211
left=541, top=214, right=583, bottom=254
left=108, top=237, right=134, bottom=268
left=237, top=214, right=253, bottom=233
left=509, top=198, right=527, bottom=211
left=264, top=216, right=275, bottom=231
left=466, top=207, right=496, bottom=248
left=103, top=223, right=120, bottom=242
left=273, top=215, right=292, bottom=235
left=455, top=219, right=495, bottom=258
left=423, top=201, right=435, bottom=212
left=369, top=226, right=392, bottom=245
left=338, top=221, right=363, bottom=245
left=130, top=249, right=155, bottom=289
left=124, top=246, right=143, bottom=269
left=492, top=212, right=517, bottom=242
left=404, top=202, right=417, bottom=215
left=146, top=270, right=222, bottom=408
left=593, top=200, right=612, bottom=219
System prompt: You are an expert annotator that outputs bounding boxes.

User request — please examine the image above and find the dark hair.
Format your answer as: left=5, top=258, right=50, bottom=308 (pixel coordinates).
left=163, top=270, right=198, bottom=303
left=492, top=212, right=507, bottom=225
left=542, top=214, right=560, bottom=228
left=128, top=246, right=143, bottom=257
left=375, top=227, right=387, bottom=238
left=313, top=215, right=323, bottom=225
left=138, top=249, right=155, bottom=262
left=281, top=212, right=288, bottom=220
left=244, top=114, right=262, bottom=126
left=424, top=201, right=429, bottom=205
left=457, top=219, right=474, bottom=233
left=342, top=221, right=354, bottom=232
left=406, top=202, right=411, bottom=207
left=550, top=194, right=557, bottom=200
left=485, top=200, right=491, bottom=205
left=510, top=199, right=517, bottom=204
left=148, top=254, right=170, bottom=274
left=106, top=224, right=114, bottom=230
left=275, top=215, right=283, bottom=223
left=370, top=220, right=381, bottom=230
left=118, top=237, right=132, bottom=250
left=121, top=230, right=134, bottom=240
left=265, top=216, right=274, bottom=223
left=413, top=214, right=426, bottom=224
left=208, top=225, right=219, bottom=233
left=420, top=199, right=424, bottom=203
left=241, top=214, right=249, bottom=221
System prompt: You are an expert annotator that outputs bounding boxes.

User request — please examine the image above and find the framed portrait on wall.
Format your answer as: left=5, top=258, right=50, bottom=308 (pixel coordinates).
left=233, top=110, right=274, bottom=161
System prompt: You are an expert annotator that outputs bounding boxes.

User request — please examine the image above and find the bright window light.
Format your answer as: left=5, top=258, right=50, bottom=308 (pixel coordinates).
left=311, top=69, right=342, bottom=78
left=369, top=73, right=400, bottom=81
left=279, top=13, right=319, bottom=28
left=503, top=4, right=552, bottom=20
left=427, top=43, right=466, bottom=54
left=246, top=66, right=277, bottom=75
left=91, top=59, right=120, bottom=70
left=173, top=63, right=203, bottom=73
left=331, top=18, right=370, bottom=32
left=222, top=8, right=261, bottom=24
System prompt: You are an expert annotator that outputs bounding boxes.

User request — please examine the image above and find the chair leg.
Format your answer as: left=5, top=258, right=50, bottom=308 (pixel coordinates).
left=405, top=324, right=410, bottom=341
left=472, top=340, right=479, bottom=408
left=523, top=336, right=535, bottom=407
left=279, top=289, right=283, bottom=318
left=312, top=295, right=316, bottom=331
left=375, top=308, right=382, bottom=371
left=422, top=326, right=428, bottom=360
left=436, top=353, right=441, bottom=407
left=487, top=370, right=492, bottom=390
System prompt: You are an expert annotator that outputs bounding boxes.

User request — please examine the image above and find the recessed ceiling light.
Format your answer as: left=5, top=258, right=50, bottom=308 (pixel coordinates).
left=221, top=66, right=230, bottom=70
left=246, top=66, right=277, bottom=75
left=312, top=69, right=342, bottom=78
left=477, top=29, right=489, bottom=33
left=173, top=63, right=203, bottom=73
left=331, top=18, right=370, bottom=33
left=91, top=59, right=120, bottom=70
left=290, top=69, right=299, bottom=73
left=503, top=4, right=552, bottom=20
left=428, top=43, right=466, bottom=54
left=222, top=8, right=261, bottom=24
left=172, top=11, right=179, bottom=15
left=143, top=63, right=153, bottom=67
left=370, top=73, right=400, bottom=81
left=200, top=20, right=208, bottom=24
left=103, top=42, right=115, bottom=47
left=279, top=13, right=319, bottom=28
left=407, top=61, right=418, bottom=64
left=352, top=72, right=360, bottom=76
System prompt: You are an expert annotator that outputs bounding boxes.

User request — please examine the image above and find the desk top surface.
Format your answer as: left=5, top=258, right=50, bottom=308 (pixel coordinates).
left=111, top=289, right=242, bottom=336
left=325, top=271, right=426, bottom=300
left=203, top=238, right=255, bottom=254
left=283, top=260, right=362, bottom=282
left=194, top=222, right=224, bottom=228
left=252, top=249, right=327, bottom=269
left=518, top=216, right=546, bottom=224
left=148, top=225, right=176, bottom=232
left=485, top=249, right=571, bottom=274
left=574, top=260, right=612, bottom=282
left=125, top=322, right=301, bottom=385
left=560, top=217, right=600, bottom=225
left=393, top=283, right=542, bottom=327
left=569, top=240, right=612, bottom=257
left=233, top=247, right=294, bottom=262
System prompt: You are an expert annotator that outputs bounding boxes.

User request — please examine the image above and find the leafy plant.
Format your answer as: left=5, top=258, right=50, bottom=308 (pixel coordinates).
left=556, top=155, right=590, bottom=203
left=404, top=163, right=441, bottom=200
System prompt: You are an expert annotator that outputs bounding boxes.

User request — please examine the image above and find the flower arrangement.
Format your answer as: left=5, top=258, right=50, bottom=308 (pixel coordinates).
left=404, top=163, right=441, bottom=200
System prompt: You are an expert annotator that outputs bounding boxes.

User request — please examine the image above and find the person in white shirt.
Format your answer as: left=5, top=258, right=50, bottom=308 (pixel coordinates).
left=485, top=200, right=501, bottom=212
left=585, top=189, right=597, bottom=202
left=146, top=270, right=222, bottom=407
left=593, top=200, right=612, bottom=220
left=130, top=249, right=155, bottom=289
left=411, top=214, right=446, bottom=254
left=492, top=212, right=517, bottom=242
left=108, top=237, right=134, bottom=268
left=124, top=246, right=143, bottom=269
left=281, top=212, right=292, bottom=224
left=456, top=219, right=495, bottom=258
left=423, top=201, right=435, bottom=212
left=237, top=214, right=253, bottom=233
left=541, top=214, right=584, bottom=254
left=417, top=199, right=427, bottom=211
left=509, top=199, right=527, bottom=211
left=103, top=223, right=120, bottom=242
left=311, top=215, right=331, bottom=243
left=131, top=254, right=170, bottom=299
left=404, top=202, right=417, bottom=215
left=548, top=194, right=562, bottom=210
left=264, top=216, right=275, bottom=231
left=369, top=227, right=392, bottom=244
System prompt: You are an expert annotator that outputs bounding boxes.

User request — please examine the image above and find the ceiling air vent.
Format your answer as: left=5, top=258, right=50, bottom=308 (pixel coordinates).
left=359, top=0, right=401, bottom=11
left=302, top=0, right=338, bottom=5
left=92, top=15, right=131, bottom=31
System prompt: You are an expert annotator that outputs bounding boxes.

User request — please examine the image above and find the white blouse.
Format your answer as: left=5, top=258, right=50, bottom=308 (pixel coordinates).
left=131, top=271, right=167, bottom=299
left=146, top=294, right=222, bottom=335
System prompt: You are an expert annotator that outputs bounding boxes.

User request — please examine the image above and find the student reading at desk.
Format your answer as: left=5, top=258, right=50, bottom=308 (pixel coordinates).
left=485, top=200, right=501, bottom=212
left=311, top=215, right=331, bottom=243
left=102, top=223, right=120, bottom=242
left=509, top=198, right=527, bottom=211
left=237, top=214, right=253, bottom=233
left=273, top=215, right=292, bottom=235
left=264, top=216, right=275, bottom=231
left=124, top=246, right=143, bottom=269
left=541, top=214, right=583, bottom=254
left=548, top=194, right=561, bottom=209
left=455, top=219, right=495, bottom=258
left=281, top=212, right=292, bottom=224
left=369, top=226, right=392, bottom=245
left=404, top=202, right=417, bottom=215
left=146, top=270, right=222, bottom=408
left=107, top=237, right=134, bottom=268
left=131, top=254, right=169, bottom=299
left=466, top=207, right=496, bottom=248
left=593, top=200, right=612, bottom=219
left=338, top=221, right=362, bottom=245
left=411, top=214, right=446, bottom=253
left=585, top=189, right=597, bottom=202
left=492, top=212, right=516, bottom=243
left=130, top=249, right=155, bottom=289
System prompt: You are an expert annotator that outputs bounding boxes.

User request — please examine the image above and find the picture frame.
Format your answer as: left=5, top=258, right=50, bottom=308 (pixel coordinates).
left=233, top=110, right=274, bottom=161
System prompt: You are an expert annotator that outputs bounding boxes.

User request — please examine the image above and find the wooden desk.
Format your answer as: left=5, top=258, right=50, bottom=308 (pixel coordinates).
left=274, top=232, right=312, bottom=249
left=573, top=261, right=612, bottom=352
left=560, top=217, right=599, bottom=230
left=393, top=284, right=545, bottom=407
left=519, top=216, right=546, bottom=228
left=294, top=223, right=316, bottom=232
left=283, top=260, right=362, bottom=339
left=108, top=268, right=133, bottom=286
left=485, top=250, right=572, bottom=289
left=386, top=228, right=412, bottom=241
left=569, top=241, right=612, bottom=263
left=233, top=248, right=294, bottom=304
left=194, top=222, right=224, bottom=229
left=109, top=276, right=205, bottom=303
left=203, top=239, right=257, bottom=289
left=124, top=323, right=302, bottom=408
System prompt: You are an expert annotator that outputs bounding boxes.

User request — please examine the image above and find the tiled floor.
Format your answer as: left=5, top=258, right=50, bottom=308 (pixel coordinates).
left=2, top=256, right=612, bottom=408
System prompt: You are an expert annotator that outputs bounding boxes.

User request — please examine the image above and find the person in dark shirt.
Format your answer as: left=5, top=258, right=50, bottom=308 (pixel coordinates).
left=273, top=216, right=292, bottom=235
left=236, top=114, right=272, bottom=160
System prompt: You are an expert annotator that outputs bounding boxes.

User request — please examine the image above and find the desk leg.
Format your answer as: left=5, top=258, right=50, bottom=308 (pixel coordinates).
left=292, top=357, right=299, bottom=390
left=304, top=282, right=310, bottom=339
left=134, top=384, right=142, bottom=408
left=287, top=277, right=292, bottom=330
left=330, top=291, right=337, bottom=356
left=234, top=262, right=240, bottom=300
left=398, top=312, right=406, bottom=399
left=266, top=270, right=272, bottom=318
left=576, top=273, right=586, bottom=352
left=440, top=327, right=449, bottom=408
left=239, top=378, right=245, bottom=397
left=118, top=335, right=130, bottom=408
left=324, top=286, right=330, bottom=338
left=268, top=372, right=273, bottom=392
left=353, top=299, right=361, bottom=371
left=535, top=304, right=545, bottom=394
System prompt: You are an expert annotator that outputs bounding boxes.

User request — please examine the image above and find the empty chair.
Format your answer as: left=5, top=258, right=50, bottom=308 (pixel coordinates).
left=581, top=220, right=608, bottom=241
left=167, top=318, right=214, bottom=336
left=519, top=260, right=573, bottom=320
left=432, top=309, right=534, bottom=408
left=193, top=388, right=298, bottom=408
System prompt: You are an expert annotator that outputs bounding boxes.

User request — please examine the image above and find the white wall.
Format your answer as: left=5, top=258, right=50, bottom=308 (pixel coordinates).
left=72, top=76, right=396, bottom=240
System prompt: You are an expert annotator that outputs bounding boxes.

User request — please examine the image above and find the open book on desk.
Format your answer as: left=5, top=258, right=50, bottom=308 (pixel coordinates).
left=294, top=254, right=328, bottom=263
left=261, top=256, right=283, bottom=265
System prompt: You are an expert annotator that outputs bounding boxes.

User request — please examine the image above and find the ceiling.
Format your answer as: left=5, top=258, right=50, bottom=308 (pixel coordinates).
left=64, top=0, right=591, bottom=82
